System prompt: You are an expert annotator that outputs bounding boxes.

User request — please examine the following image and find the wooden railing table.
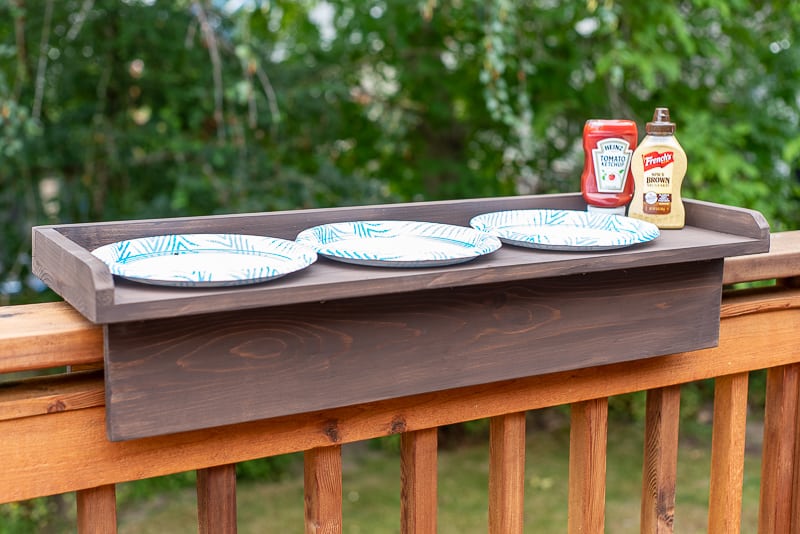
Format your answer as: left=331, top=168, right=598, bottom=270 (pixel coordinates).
left=2, top=230, right=799, bottom=533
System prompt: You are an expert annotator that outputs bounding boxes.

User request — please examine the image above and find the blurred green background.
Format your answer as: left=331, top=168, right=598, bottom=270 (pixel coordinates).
left=2, top=0, right=799, bottom=305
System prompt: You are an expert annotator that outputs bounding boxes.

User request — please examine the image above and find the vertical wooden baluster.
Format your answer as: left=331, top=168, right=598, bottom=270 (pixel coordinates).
left=568, top=398, right=608, bottom=534
left=759, top=364, right=800, bottom=534
left=708, top=373, right=749, bottom=534
left=197, top=464, right=237, bottom=534
left=305, top=445, right=343, bottom=534
left=640, top=385, right=681, bottom=534
left=76, top=484, right=117, bottom=534
left=489, top=412, right=526, bottom=534
left=792, top=378, right=800, bottom=534
left=400, top=427, right=438, bottom=534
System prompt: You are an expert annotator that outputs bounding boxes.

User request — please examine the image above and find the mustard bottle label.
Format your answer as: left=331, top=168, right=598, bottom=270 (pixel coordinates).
left=640, top=150, right=675, bottom=215
left=592, top=138, right=633, bottom=193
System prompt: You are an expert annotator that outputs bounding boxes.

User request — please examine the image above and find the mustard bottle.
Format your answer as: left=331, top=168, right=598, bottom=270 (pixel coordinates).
left=628, top=108, right=687, bottom=229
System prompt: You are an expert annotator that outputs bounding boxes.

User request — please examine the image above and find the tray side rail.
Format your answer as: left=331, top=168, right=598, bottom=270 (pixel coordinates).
left=32, top=227, right=115, bottom=323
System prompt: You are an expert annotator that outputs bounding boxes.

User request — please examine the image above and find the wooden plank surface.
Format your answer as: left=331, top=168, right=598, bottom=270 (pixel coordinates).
left=489, top=412, right=526, bottom=534
left=568, top=398, right=608, bottom=534
left=304, top=446, right=342, bottom=534
left=0, top=301, right=102, bottom=373
left=85, top=222, right=762, bottom=324
left=32, top=194, right=769, bottom=324
left=758, top=364, right=800, bottom=534
left=197, top=464, right=237, bottom=534
left=707, top=372, right=749, bottom=534
left=0, top=370, right=103, bottom=422
left=640, top=385, right=681, bottom=533
left=76, top=484, right=117, bottom=534
left=2, top=299, right=799, bottom=503
left=103, top=261, right=723, bottom=440
left=400, top=428, right=438, bottom=534
left=724, top=231, right=800, bottom=284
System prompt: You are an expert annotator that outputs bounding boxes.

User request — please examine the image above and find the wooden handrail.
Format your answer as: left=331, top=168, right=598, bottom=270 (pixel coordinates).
left=0, top=301, right=102, bottom=373
left=723, top=230, right=800, bottom=284
left=2, top=231, right=800, bottom=533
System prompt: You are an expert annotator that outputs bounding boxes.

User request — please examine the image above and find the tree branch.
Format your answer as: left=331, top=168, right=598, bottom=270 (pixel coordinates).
left=32, top=0, right=54, bottom=120
left=192, top=1, right=225, bottom=142
left=66, top=0, right=95, bottom=41
left=253, top=62, right=281, bottom=140
left=12, top=0, right=29, bottom=100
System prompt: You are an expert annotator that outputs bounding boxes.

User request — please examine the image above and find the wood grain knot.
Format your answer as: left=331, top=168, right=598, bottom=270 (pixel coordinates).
left=323, top=420, right=341, bottom=443
left=47, top=400, right=66, bottom=413
left=389, top=416, right=407, bottom=434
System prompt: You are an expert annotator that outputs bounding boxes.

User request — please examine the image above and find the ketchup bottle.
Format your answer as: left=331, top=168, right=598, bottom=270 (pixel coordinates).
left=580, top=119, right=638, bottom=215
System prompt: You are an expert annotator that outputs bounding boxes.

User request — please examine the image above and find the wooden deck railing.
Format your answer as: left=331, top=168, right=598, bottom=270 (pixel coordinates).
left=2, top=231, right=800, bottom=533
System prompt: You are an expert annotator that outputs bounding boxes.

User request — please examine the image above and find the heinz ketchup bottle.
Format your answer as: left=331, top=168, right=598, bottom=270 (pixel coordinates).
left=580, top=119, right=638, bottom=215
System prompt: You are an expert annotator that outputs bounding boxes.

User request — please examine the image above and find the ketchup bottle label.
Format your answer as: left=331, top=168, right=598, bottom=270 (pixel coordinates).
left=591, top=138, right=634, bottom=193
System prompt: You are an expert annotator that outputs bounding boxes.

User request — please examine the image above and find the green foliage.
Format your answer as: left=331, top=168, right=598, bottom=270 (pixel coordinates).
left=0, top=455, right=300, bottom=532
left=116, top=455, right=298, bottom=503
left=236, top=453, right=299, bottom=481
left=2, top=0, right=800, bottom=299
left=0, top=496, right=71, bottom=534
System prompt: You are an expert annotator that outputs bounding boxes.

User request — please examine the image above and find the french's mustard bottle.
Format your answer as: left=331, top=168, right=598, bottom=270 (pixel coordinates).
left=628, top=108, right=687, bottom=228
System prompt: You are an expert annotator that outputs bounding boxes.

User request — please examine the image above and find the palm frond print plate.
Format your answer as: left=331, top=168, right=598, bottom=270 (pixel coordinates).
left=295, top=220, right=502, bottom=267
left=91, top=233, right=317, bottom=287
left=470, top=209, right=660, bottom=251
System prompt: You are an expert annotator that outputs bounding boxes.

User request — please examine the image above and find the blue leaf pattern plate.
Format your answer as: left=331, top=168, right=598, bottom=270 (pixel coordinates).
left=91, top=234, right=317, bottom=287
left=295, top=220, right=502, bottom=267
left=469, top=209, right=660, bottom=251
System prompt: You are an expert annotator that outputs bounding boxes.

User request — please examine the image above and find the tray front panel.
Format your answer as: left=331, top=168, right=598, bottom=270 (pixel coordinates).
left=104, top=259, right=723, bottom=441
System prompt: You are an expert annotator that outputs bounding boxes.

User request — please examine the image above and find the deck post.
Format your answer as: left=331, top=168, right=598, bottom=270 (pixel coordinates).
left=197, top=464, right=237, bottom=534
left=640, top=385, right=681, bottom=533
left=568, top=398, right=608, bottom=533
left=401, top=427, right=438, bottom=534
left=489, top=412, right=526, bottom=534
left=304, top=445, right=343, bottom=534
left=76, top=484, right=117, bottom=534
left=759, top=364, right=800, bottom=533
left=707, top=373, right=748, bottom=534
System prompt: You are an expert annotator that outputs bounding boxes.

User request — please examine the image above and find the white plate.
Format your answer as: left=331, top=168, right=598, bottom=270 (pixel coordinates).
left=295, top=220, right=502, bottom=267
left=469, top=209, right=660, bottom=251
left=91, top=233, right=317, bottom=287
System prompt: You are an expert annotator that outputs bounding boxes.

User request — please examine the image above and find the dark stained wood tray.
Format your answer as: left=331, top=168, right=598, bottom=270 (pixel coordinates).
left=31, top=193, right=770, bottom=441
left=33, top=193, right=768, bottom=324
